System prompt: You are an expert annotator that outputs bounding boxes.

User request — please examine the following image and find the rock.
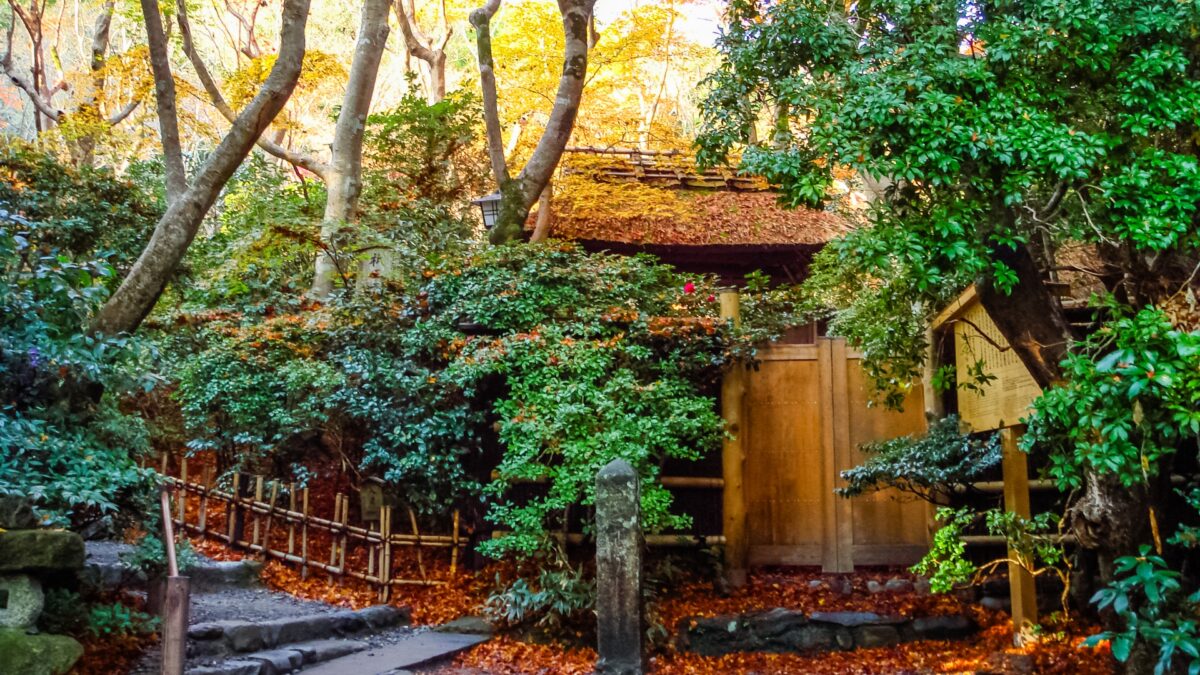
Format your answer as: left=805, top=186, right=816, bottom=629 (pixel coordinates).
left=222, top=620, right=269, bottom=653
left=357, top=604, right=411, bottom=629
left=745, top=608, right=809, bottom=639
left=189, top=622, right=227, bottom=641
left=810, top=612, right=902, bottom=627
left=867, top=580, right=884, bottom=594
left=914, top=577, right=932, bottom=596
left=0, top=530, right=84, bottom=573
left=289, top=638, right=367, bottom=663
left=435, top=616, right=494, bottom=635
left=185, top=661, right=262, bottom=675
left=835, top=579, right=853, bottom=596
left=807, top=580, right=825, bottom=590
left=912, top=614, right=975, bottom=640
left=0, top=574, right=44, bottom=628
left=0, top=496, right=38, bottom=530
left=0, top=627, right=83, bottom=675
left=243, top=647, right=304, bottom=675
left=885, top=578, right=914, bottom=593
left=190, top=561, right=264, bottom=592
left=853, top=625, right=901, bottom=648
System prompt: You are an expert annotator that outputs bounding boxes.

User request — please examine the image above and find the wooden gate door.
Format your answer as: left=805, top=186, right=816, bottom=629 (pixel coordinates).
left=744, top=338, right=929, bottom=572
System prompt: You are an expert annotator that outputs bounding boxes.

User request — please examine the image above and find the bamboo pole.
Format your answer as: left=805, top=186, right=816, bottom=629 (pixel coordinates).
left=450, top=510, right=460, bottom=577
left=251, top=476, right=264, bottom=548
left=262, top=481, right=280, bottom=559
left=338, top=493, right=349, bottom=574
left=719, top=290, right=749, bottom=588
left=408, top=507, right=426, bottom=581
left=228, top=472, right=240, bottom=543
left=379, top=505, right=391, bottom=602
left=177, top=458, right=188, bottom=525
left=328, top=494, right=342, bottom=576
left=287, top=483, right=296, bottom=556
left=301, top=487, right=310, bottom=580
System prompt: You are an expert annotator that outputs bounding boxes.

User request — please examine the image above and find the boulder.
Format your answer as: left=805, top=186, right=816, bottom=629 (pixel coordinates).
left=0, top=531, right=85, bottom=573
left=0, top=574, right=44, bottom=628
left=912, top=614, right=975, bottom=640
left=435, top=615, right=494, bottom=635
left=0, top=628, right=83, bottom=675
left=0, top=496, right=38, bottom=530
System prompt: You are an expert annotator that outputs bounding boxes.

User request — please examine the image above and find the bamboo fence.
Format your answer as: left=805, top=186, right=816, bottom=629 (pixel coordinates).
left=157, top=456, right=465, bottom=602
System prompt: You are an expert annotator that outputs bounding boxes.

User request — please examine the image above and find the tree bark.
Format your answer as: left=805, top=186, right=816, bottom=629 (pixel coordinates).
left=91, top=0, right=312, bottom=336
left=140, top=0, right=188, bottom=204
left=309, top=0, right=392, bottom=299
left=472, top=0, right=598, bottom=245
left=529, top=182, right=553, bottom=241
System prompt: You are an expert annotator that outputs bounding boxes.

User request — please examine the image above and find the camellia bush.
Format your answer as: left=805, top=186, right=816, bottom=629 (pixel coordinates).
left=168, top=241, right=772, bottom=628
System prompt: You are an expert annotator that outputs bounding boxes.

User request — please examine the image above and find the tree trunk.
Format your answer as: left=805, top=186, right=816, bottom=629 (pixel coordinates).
left=309, top=0, right=392, bottom=299
left=473, top=0, right=598, bottom=245
left=91, top=0, right=312, bottom=336
left=140, top=0, right=188, bottom=204
left=394, top=0, right=450, bottom=104
left=529, top=182, right=553, bottom=241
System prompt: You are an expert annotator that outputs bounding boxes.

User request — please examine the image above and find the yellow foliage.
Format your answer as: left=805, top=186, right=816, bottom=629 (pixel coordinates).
left=225, top=50, right=348, bottom=109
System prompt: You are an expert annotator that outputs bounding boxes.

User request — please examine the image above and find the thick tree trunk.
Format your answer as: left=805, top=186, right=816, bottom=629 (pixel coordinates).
left=140, top=0, right=188, bottom=204
left=394, top=0, right=450, bottom=104
left=473, top=0, right=598, bottom=245
left=91, top=0, right=311, bottom=336
left=309, top=0, right=392, bottom=299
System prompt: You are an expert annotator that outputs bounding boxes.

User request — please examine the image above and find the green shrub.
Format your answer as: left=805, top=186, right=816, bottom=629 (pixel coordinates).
left=87, top=602, right=159, bottom=637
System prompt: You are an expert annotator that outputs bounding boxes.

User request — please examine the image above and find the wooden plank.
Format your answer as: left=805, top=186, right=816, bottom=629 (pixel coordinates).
left=720, top=290, right=749, bottom=588
left=818, top=338, right=840, bottom=572
left=1001, top=427, right=1038, bottom=644
left=160, top=576, right=190, bottom=675
left=829, top=338, right=854, bottom=573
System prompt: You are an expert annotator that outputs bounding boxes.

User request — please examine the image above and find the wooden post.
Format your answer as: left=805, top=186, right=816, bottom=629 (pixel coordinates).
left=379, top=505, right=392, bottom=603
left=1001, top=426, right=1037, bottom=644
left=719, top=290, right=749, bottom=588
left=595, top=459, right=644, bottom=675
left=329, top=494, right=342, bottom=577
left=450, top=509, right=460, bottom=577
left=338, top=494, right=349, bottom=573
left=262, top=481, right=279, bottom=557
left=300, top=487, right=310, bottom=580
left=159, top=487, right=189, bottom=675
left=197, top=466, right=211, bottom=537
left=287, top=483, right=297, bottom=557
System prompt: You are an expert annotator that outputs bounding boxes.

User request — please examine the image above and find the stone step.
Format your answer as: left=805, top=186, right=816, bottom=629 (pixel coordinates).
left=185, top=639, right=368, bottom=675
left=189, top=605, right=410, bottom=658
left=298, top=632, right=489, bottom=675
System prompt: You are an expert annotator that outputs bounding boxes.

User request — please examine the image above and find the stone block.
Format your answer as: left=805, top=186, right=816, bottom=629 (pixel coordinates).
left=243, top=648, right=303, bottom=675
left=0, top=496, right=38, bottom=530
left=434, top=615, right=493, bottom=635
left=185, top=661, right=263, bottom=675
left=852, top=625, right=901, bottom=648
left=0, top=530, right=85, bottom=573
left=0, top=574, right=44, bottom=628
left=357, top=604, right=411, bottom=629
left=745, top=608, right=808, bottom=639
left=0, top=627, right=83, bottom=675
left=810, top=611, right=901, bottom=627
left=884, top=578, right=914, bottom=593
left=912, top=614, right=974, bottom=640
left=290, top=638, right=367, bottom=663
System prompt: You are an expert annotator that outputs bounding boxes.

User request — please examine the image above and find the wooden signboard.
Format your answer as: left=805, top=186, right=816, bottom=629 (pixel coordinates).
left=931, top=285, right=1042, bottom=432
left=931, top=285, right=1042, bottom=643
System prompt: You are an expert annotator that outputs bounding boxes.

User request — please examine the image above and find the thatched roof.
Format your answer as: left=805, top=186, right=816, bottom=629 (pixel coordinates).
left=530, top=147, right=852, bottom=249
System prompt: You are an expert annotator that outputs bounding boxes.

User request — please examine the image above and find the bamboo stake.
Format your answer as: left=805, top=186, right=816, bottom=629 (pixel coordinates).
left=287, top=483, right=296, bottom=556
left=261, top=481, right=280, bottom=560
left=328, top=494, right=341, bottom=577
left=338, top=493, right=349, bottom=574
left=177, top=457, right=188, bottom=525
left=408, top=507, right=426, bottom=581
left=450, top=510, right=460, bottom=576
left=228, top=472, right=240, bottom=544
left=368, top=521, right=377, bottom=577
left=301, top=487, right=310, bottom=580
left=197, top=466, right=210, bottom=537
left=251, top=476, right=264, bottom=548
left=379, top=505, right=392, bottom=602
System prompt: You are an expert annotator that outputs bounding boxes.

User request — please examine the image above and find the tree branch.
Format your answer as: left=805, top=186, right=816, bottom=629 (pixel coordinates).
left=176, top=0, right=330, bottom=180
left=93, top=0, right=313, bottom=336
left=471, top=0, right=510, bottom=187
left=141, top=0, right=188, bottom=204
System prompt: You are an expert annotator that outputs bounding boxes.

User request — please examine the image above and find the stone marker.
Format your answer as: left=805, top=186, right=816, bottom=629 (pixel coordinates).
left=0, top=574, right=44, bottom=628
left=595, top=459, right=643, bottom=675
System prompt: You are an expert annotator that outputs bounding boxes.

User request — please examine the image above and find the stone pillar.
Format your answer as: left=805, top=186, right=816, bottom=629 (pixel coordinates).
left=595, top=459, right=644, bottom=675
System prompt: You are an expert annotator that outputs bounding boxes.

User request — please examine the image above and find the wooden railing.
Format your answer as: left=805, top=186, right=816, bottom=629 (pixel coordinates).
left=158, top=457, right=466, bottom=602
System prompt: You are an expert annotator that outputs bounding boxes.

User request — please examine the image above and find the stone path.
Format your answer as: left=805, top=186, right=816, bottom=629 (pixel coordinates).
left=85, top=542, right=490, bottom=675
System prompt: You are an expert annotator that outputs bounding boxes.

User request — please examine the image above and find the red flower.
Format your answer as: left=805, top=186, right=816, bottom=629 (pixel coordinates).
left=683, top=282, right=696, bottom=294
left=707, top=294, right=716, bottom=303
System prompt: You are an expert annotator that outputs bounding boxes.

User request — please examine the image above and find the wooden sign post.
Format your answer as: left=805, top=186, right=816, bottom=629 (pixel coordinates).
left=932, top=285, right=1042, bottom=645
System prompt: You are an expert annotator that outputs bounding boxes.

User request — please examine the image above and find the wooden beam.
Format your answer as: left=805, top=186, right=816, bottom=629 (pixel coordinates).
left=720, top=290, right=749, bottom=588
left=1001, top=426, right=1038, bottom=644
